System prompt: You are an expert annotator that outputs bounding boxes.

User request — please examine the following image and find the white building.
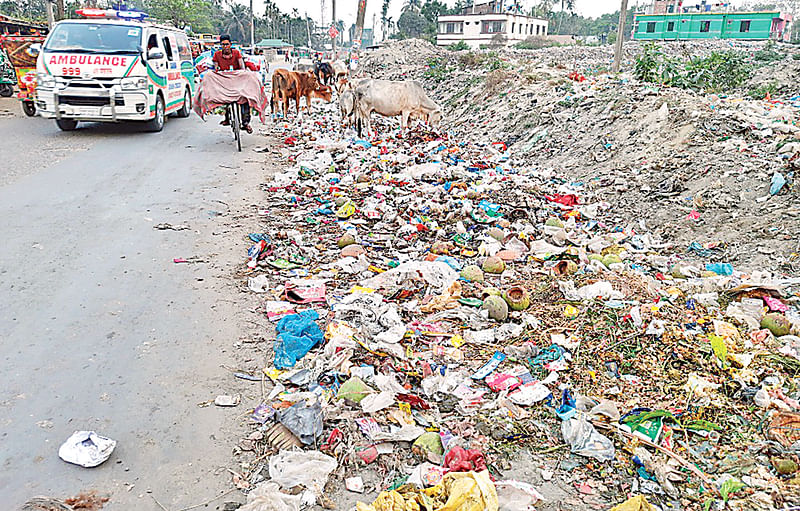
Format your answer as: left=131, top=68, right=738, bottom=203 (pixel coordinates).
left=436, top=2, right=548, bottom=49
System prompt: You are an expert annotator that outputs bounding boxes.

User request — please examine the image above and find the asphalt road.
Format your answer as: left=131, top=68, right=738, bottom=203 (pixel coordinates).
left=0, top=100, right=261, bottom=509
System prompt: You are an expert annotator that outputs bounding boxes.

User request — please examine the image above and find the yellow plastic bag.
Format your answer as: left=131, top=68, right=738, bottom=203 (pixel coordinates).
left=356, top=471, right=498, bottom=511
left=609, top=495, right=654, bottom=511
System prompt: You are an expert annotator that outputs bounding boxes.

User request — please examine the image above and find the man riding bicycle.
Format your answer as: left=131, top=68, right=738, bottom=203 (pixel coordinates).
left=212, top=35, right=252, bottom=133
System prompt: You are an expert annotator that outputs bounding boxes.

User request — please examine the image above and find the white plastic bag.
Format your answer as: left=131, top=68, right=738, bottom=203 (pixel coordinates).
left=561, top=416, right=615, bottom=461
left=268, top=450, right=337, bottom=494
left=58, top=431, right=116, bottom=468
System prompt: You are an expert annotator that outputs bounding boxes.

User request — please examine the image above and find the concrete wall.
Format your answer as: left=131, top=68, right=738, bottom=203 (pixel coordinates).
left=436, top=13, right=548, bottom=48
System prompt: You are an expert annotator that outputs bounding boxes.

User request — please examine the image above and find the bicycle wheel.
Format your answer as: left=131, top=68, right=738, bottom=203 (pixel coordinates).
left=232, top=104, right=241, bottom=152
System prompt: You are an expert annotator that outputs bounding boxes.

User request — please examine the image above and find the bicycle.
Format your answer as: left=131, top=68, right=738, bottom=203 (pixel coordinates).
left=227, top=102, right=241, bottom=152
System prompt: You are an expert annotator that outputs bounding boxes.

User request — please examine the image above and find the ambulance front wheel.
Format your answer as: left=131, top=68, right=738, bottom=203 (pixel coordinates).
left=176, top=87, right=191, bottom=118
left=56, top=118, right=78, bottom=131
left=144, top=94, right=165, bottom=132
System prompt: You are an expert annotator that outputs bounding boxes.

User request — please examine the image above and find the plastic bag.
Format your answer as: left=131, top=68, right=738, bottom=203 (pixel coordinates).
left=58, top=431, right=116, bottom=468
left=444, top=446, right=487, bottom=473
left=238, top=481, right=308, bottom=511
left=278, top=401, right=323, bottom=445
left=274, top=310, right=323, bottom=369
left=495, top=480, right=543, bottom=511
left=268, top=450, right=337, bottom=494
left=356, top=471, right=498, bottom=511
left=560, top=416, right=615, bottom=461
left=610, top=495, right=654, bottom=511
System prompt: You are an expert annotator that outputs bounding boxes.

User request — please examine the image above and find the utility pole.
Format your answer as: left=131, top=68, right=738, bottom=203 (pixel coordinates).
left=612, top=0, right=628, bottom=73
left=306, top=13, right=312, bottom=49
left=45, top=0, right=55, bottom=29
left=249, top=0, right=254, bottom=48
left=332, top=0, right=336, bottom=60
left=354, top=0, right=367, bottom=50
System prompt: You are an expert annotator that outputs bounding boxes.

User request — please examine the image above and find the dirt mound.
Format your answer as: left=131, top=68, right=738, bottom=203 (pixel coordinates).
left=363, top=41, right=800, bottom=273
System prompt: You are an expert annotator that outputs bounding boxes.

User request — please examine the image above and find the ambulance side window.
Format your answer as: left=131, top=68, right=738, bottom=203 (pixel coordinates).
left=162, top=36, right=174, bottom=61
left=146, top=33, right=159, bottom=51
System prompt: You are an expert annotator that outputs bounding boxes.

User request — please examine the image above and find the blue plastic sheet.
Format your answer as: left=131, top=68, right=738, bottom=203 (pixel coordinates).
left=274, top=310, right=323, bottom=369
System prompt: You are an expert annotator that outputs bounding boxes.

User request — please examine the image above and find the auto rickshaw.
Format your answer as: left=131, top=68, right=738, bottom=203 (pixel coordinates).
left=0, top=47, right=15, bottom=97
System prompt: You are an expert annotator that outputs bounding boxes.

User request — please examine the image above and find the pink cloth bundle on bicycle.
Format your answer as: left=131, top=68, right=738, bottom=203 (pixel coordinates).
left=193, top=70, right=268, bottom=122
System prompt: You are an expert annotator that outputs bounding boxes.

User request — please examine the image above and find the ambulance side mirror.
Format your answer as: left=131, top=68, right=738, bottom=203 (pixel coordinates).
left=147, top=49, right=164, bottom=60
left=29, top=43, right=41, bottom=56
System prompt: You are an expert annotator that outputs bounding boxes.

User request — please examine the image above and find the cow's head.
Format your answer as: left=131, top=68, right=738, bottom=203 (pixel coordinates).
left=314, top=85, right=333, bottom=102
left=336, top=77, right=349, bottom=94
left=304, top=70, right=319, bottom=85
left=428, top=109, right=442, bottom=128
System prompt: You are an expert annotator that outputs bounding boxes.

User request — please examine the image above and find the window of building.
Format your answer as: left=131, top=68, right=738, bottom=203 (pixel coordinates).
left=700, top=20, right=710, bottom=32
left=481, top=20, right=505, bottom=33
left=438, top=22, right=463, bottom=34
left=740, top=20, right=751, bottom=32
left=667, top=21, right=675, bottom=31
left=511, top=22, right=515, bottom=33
left=646, top=22, right=656, bottom=33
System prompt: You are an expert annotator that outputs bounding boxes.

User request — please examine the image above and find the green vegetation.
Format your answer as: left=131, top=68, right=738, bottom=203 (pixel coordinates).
left=634, top=42, right=753, bottom=92
left=515, top=37, right=560, bottom=50
left=447, top=40, right=469, bottom=51
left=423, top=57, right=452, bottom=83
left=753, top=40, right=785, bottom=62
left=749, top=81, right=779, bottom=99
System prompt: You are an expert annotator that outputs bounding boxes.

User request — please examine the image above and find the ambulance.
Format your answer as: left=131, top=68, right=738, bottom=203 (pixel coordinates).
left=34, top=8, right=195, bottom=132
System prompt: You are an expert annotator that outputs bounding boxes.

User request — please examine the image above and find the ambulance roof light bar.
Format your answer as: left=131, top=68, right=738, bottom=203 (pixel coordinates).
left=75, top=8, right=148, bottom=21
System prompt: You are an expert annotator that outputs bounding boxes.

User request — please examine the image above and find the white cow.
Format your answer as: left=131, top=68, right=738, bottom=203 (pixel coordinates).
left=354, top=79, right=442, bottom=136
left=339, top=89, right=355, bottom=127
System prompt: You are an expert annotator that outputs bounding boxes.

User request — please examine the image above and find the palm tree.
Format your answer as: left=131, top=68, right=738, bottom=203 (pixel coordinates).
left=556, top=0, right=575, bottom=34
left=402, top=0, right=421, bottom=13
left=381, top=0, right=390, bottom=41
left=221, top=1, right=250, bottom=43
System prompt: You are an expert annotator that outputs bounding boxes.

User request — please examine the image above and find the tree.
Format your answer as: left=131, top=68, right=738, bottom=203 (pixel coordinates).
left=397, top=7, right=426, bottom=38
left=381, top=0, right=390, bottom=41
left=145, top=0, right=212, bottom=31
left=218, top=1, right=250, bottom=42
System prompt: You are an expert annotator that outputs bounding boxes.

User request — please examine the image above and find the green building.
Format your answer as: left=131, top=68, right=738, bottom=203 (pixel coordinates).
left=633, top=11, right=791, bottom=41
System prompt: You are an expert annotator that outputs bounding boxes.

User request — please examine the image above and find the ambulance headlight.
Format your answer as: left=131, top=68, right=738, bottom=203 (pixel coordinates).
left=120, top=77, right=147, bottom=90
left=37, top=73, right=55, bottom=88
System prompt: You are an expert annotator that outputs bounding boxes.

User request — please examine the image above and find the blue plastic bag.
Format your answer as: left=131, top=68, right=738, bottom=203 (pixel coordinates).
left=770, top=172, right=786, bottom=195
left=705, top=262, right=733, bottom=276
left=274, top=310, right=323, bottom=369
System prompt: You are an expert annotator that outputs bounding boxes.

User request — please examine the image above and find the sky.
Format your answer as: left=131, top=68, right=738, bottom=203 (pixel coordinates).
left=257, top=0, right=747, bottom=37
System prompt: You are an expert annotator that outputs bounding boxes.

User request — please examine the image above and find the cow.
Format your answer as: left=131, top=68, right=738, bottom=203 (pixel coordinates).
left=331, top=60, right=348, bottom=82
left=353, top=79, right=442, bottom=136
left=271, top=69, right=332, bottom=117
left=313, top=62, right=334, bottom=86
left=339, top=89, right=355, bottom=127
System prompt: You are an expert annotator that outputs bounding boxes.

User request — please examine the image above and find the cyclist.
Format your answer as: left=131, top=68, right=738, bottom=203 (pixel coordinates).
left=212, top=34, right=252, bottom=133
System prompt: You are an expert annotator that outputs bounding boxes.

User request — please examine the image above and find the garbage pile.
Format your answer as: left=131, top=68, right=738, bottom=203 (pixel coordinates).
left=230, top=89, right=800, bottom=511
left=358, top=39, right=800, bottom=273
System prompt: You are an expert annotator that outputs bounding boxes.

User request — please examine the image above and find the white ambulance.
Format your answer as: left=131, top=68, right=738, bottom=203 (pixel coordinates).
left=34, top=9, right=195, bottom=132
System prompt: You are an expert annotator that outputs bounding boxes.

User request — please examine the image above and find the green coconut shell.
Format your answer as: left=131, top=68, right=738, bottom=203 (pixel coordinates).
left=483, top=256, right=506, bottom=274
left=338, top=233, right=356, bottom=248
left=504, top=286, right=530, bottom=311
left=482, top=295, right=509, bottom=321
left=761, top=313, right=791, bottom=337
left=460, top=265, right=485, bottom=282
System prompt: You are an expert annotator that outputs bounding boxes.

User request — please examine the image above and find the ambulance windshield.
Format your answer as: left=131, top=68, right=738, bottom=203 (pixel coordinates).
left=45, top=23, right=142, bottom=54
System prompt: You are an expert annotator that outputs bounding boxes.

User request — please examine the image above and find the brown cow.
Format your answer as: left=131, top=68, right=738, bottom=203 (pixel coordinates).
left=271, top=69, right=332, bottom=117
